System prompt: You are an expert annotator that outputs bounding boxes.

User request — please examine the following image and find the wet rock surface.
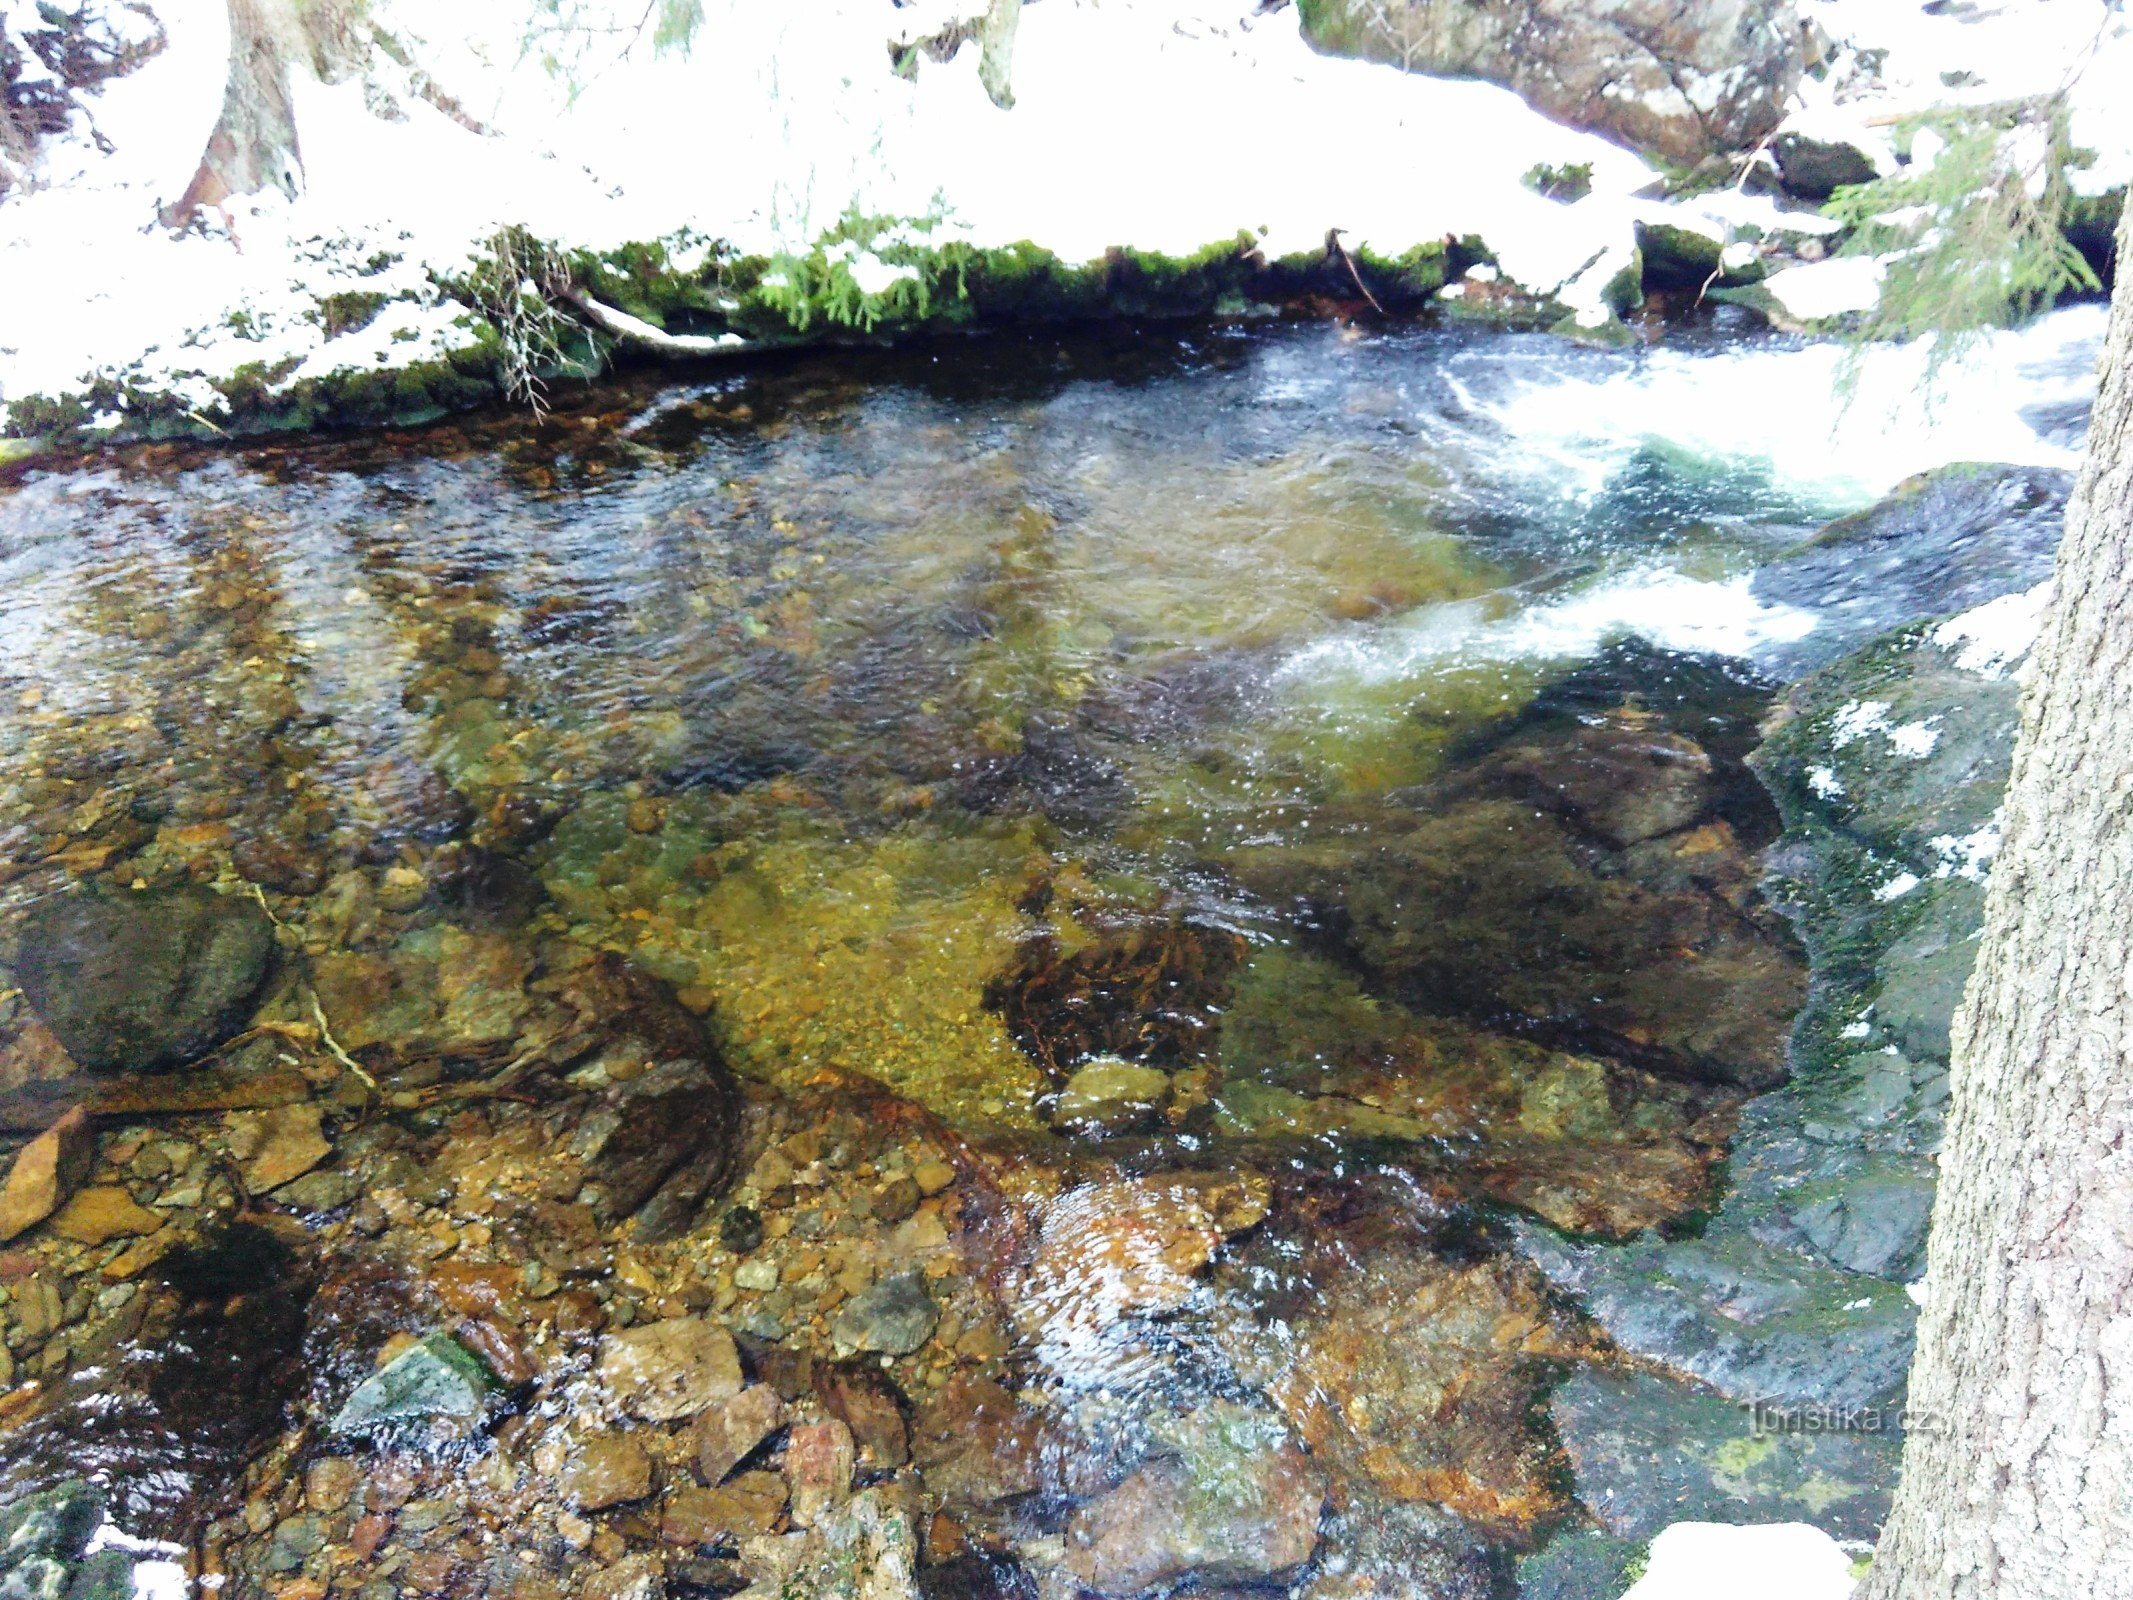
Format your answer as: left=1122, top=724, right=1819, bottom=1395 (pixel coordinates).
left=0, top=344, right=2049, bottom=1600
left=1516, top=463, right=2048, bottom=1587
left=10, top=885, right=276, bottom=1073
left=1751, top=462, right=2069, bottom=678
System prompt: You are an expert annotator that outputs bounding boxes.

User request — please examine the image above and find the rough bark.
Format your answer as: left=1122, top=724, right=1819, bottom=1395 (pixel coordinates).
left=1863, top=206, right=2133, bottom=1599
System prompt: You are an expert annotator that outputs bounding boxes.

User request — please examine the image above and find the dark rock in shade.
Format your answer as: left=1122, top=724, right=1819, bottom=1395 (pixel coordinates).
left=580, top=1058, right=745, bottom=1240
left=812, top=1362, right=910, bottom=1471
left=1552, top=1370, right=1898, bottom=1543
left=12, top=885, right=275, bottom=1073
left=1771, top=130, right=1878, bottom=200
left=1237, top=796, right=1804, bottom=1090
left=919, top=1551, right=1039, bottom=1600
left=1515, top=1529, right=1643, bottom=1600
left=558, top=954, right=744, bottom=1240
left=1635, top=220, right=1763, bottom=292
left=1751, top=462, right=2071, bottom=679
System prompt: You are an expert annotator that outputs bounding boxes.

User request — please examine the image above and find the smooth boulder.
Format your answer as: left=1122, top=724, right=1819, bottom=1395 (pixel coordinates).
left=13, top=885, right=275, bottom=1073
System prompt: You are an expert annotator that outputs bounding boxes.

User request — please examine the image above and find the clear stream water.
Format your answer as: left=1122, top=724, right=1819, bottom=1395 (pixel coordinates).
left=0, top=314, right=2096, bottom=1597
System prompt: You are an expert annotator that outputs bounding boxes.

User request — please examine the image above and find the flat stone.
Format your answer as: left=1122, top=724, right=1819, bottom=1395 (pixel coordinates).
left=238, top=1103, right=332, bottom=1193
left=0, top=1105, right=94, bottom=1243
left=694, top=1384, right=786, bottom=1484
left=660, top=1472, right=788, bottom=1546
left=1064, top=1402, right=1324, bottom=1596
left=828, top=1272, right=936, bottom=1357
left=580, top=1553, right=665, bottom=1600
left=563, top=1432, right=654, bottom=1511
left=305, top=1458, right=360, bottom=1514
left=329, top=1332, right=496, bottom=1436
left=47, top=1185, right=163, bottom=1246
left=599, top=1316, right=743, bottom=1421
left=13, top=884, right=275, bottom=1073
left=912, top=1376, right=1048, bottom=1507
left=1050, top=1058, right=1171, bottom=1135
left=813, top=1363, right=908, bottom=1472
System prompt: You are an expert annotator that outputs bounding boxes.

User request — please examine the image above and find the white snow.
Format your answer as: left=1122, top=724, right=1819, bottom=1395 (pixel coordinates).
left=1933, top=582, right=2053, bottom=678
left=3, top=0, right=2123, bottom=433
left=1829, top=700, right=1940, bottom=757
left=1874, top=870, right=1921, bottom=902
left=1809, top=765, right=1847, bottom=801
left=1761, top=256, right=1884, bottom=322
left=1622, top=1521, right=1859, bottom=1600
left=1792, top=0, right=2132, bottom=194
left=0, top=0, right=1672, bottom=426
left=1930, top=820, right=2002, bottom=883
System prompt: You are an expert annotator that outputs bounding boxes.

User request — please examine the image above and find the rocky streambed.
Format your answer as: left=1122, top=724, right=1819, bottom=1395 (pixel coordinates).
left=0, top=324, right=2078, bottom=1600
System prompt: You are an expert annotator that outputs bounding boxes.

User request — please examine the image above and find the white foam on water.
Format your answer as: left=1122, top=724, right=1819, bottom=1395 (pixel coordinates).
left=1472, top=305, right=2103, bottom=509
left=1281, top=570, right=1818, bottom=689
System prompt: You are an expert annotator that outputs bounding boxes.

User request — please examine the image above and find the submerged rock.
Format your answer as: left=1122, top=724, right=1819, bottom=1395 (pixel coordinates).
left=329, top=1332, right=497, bottom=1437
left=1236, top=793, right=1803, bottom=1089
left=1062, top=1402, right=1325, bottom=1596
left=12, top=885, right=275, bottom=1073
left=599, top=1316, right=744, bottom=1422
left=1220, top=1191, right=1589, bottom=1534
left=0, top=1106, right=94, bottom=1244
left=986, top=915, right=1245, bottom=1084
left=829, top=1273, right=937, bottom=1357
left=1049, top=1057, right=1171, bottom=1135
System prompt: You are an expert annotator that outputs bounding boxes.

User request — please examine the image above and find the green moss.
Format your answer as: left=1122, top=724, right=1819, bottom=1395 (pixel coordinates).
left=315, top=289, right=391, bottom=339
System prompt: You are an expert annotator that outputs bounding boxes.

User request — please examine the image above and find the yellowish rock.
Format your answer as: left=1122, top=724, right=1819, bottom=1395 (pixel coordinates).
left=49, top=1185, right=164, bottom=1246
left=0, top=1104, right=93, bottom=1242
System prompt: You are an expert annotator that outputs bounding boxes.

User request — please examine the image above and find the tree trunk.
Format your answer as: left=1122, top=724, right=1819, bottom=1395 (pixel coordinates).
left=163, top=0, right=370, bottom=228
left=1863, top=208, right=2133, bottom=1598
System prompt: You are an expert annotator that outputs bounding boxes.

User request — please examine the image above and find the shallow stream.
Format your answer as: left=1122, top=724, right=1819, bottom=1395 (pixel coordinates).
left=0, top=315, right=2097, bottom=1598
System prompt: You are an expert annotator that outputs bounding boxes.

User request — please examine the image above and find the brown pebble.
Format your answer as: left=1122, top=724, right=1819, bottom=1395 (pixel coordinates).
left=305, top=1457, right=360, bottom=1514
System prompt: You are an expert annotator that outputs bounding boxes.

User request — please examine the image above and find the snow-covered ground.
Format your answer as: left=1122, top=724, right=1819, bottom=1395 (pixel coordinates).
left=1622, top=1522, right=1862, bottom=1600
left=0, top=0, right=2124, bottom=437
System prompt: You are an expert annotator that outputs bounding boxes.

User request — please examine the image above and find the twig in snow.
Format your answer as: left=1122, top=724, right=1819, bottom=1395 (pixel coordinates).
left=560, top=287, right=764, bottom=358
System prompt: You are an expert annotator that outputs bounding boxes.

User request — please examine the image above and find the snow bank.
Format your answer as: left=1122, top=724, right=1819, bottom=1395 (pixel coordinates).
left=1623, top=1522, right=1859, bottom=1600
left=0, top=0, right=1666, bottom=430
left=1791, top=0, right=2131, bottom=193
left=0, top=0, right=2123, bottom=437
